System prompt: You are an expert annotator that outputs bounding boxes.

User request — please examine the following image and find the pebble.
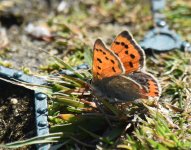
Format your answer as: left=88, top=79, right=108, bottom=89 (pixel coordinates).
left=10, top=98, right=18, bottom=105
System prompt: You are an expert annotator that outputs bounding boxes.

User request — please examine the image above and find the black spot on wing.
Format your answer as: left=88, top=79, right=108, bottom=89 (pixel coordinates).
left=124, top=44, right=128, bottom=48
left=125, top=50, right=128, bottom=54
left=110, top=59, right=115, bottom=64
left=129, top=62, right=133, bottom=68
left=105, top=56, right=109, bottom=60
left=97, top=58, right=102, bottom=63
left=115, top=41, right=120, bottom=45
left=130, top=54, right=135, bottom=59
left=154, top=92, right=159, bottom=95
left=112, top=67, right=116, bottom=72
left=121, top=42, right=125, bottom=46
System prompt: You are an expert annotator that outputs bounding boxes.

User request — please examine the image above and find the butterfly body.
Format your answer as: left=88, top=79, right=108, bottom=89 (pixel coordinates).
left=92, top=31, right=161, bottom=103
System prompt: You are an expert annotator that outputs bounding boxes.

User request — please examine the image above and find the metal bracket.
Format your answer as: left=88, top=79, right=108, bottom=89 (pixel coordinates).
left=0, top=66, right=49, bottom=150
left=140, top=0, right=191, bottom=52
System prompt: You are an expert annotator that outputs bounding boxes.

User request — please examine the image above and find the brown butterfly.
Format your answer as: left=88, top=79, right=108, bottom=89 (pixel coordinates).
left=91, top=31, right=161, bottom=103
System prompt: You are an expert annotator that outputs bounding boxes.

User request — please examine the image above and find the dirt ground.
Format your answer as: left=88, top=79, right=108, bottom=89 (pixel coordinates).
left=0, top=0, right=60, bottom=71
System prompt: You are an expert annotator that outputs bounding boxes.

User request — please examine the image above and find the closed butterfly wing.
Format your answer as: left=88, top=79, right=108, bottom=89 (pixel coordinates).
left=92, top=39, right=125, bottom=80
left=111, top=31, right=145, bottom=74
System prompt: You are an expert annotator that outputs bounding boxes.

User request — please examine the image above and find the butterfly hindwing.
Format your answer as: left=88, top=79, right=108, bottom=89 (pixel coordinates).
left=128, top=71, right=161, bottom=98
left=92, top=39, right=125, bottom=80
left=111, top=31, right=145, bottom=74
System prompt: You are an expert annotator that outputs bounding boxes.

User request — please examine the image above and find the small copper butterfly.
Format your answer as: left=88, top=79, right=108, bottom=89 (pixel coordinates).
left=91, top=31, right=161, bottom=103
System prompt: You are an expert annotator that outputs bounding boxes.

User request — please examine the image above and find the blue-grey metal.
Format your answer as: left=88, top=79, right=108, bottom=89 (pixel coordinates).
left=0, top=67, right=46, bottom=84
left=60, top=63, right=89, bottom=76
left=0, top=66, right=49, bottom=150
left=35, top=92, right=49, bottom=150
left=139, top=24, right=182, bottom=51
left=140, top=0, right=191, bottom=51
left=151, top=0, right=166, bottom=24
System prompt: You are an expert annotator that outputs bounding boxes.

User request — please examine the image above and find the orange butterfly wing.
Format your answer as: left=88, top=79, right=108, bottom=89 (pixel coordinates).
left=128, top=72, right=161, bottom=98
left=111, top=31, right=145, bottom=74
left=92, top=39, right=125, bottom=80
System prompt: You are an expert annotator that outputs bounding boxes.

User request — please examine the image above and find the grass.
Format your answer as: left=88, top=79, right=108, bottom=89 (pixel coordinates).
left=1, top=0, right=191, bottom=149
left=46, top=51, right=191, bottom=149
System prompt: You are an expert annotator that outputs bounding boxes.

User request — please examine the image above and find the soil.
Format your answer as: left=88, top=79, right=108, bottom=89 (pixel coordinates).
left=0, top=0, right=60, bottom=71
left=0, top=80, right=36, bottom=145
left=0, top=1, right=61, bottom=149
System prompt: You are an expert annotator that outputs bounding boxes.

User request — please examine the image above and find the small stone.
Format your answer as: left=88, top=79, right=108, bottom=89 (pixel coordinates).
left=10, top=98, right=18, bottom=105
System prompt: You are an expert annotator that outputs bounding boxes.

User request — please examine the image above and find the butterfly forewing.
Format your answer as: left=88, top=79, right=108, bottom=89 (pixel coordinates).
left=111, top=31, right=145, bottom=74
left=92, top=39, right=124, bottom=80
